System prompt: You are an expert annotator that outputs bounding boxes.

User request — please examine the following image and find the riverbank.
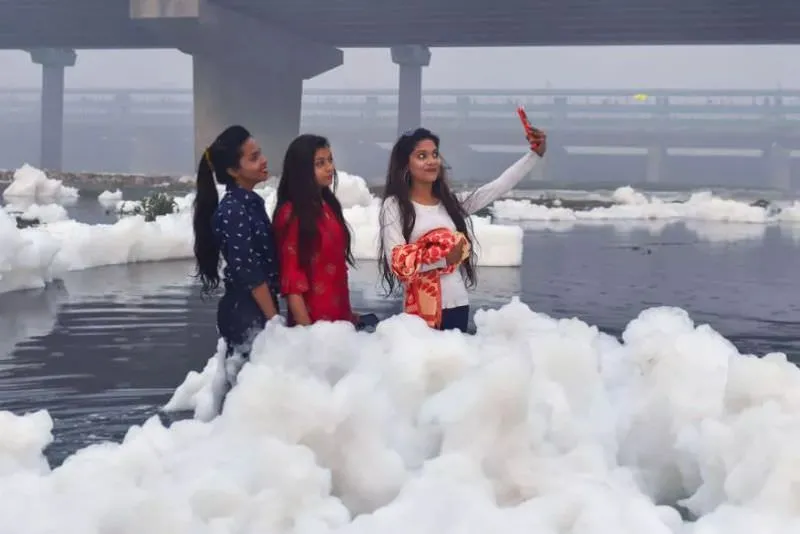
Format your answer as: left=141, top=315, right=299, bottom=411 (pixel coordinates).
left=0, top=169, right=191, bottom=194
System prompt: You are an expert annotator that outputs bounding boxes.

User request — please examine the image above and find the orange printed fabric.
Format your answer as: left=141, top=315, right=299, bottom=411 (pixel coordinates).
left=391, top=228, right=470, bottom=328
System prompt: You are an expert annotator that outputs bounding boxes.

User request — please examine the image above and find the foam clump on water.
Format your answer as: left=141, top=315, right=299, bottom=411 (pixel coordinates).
left=3, top=203, right=69, bottom=224
left=0, top=207, right=60, bottom=294
left=2, top=164, right=79, bottom=200
left=0, top=166, right=524, bottom=295
left=98, top=189, right=124, bottom=202
left=0, top=410, right=53, bottom=477
left=493, top=185, right=800, bottom=225
left=115, top=199, right=144, bottom=214
left=0, top=202, right=193, bottom=294
left=4, top=301, right=800, bottom=532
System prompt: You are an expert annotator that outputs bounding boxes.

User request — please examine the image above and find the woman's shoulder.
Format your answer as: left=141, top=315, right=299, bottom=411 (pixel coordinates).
left=276, top=201, right=294, bottom=214
left=379, top=196, right=409, bottom=227
left=273, top=201, right=294, bottom=227
left=213, top=194, right=246, bottom=222
left=380, top=195, right=401, bottom=213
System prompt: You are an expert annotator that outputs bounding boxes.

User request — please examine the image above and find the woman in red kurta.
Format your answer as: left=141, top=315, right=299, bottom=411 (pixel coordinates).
left=273, top=134, right=357, bottom=326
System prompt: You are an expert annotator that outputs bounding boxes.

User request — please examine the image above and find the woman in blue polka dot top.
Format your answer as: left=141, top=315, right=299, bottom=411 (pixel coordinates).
left=191, top=125, right=280, bottom=380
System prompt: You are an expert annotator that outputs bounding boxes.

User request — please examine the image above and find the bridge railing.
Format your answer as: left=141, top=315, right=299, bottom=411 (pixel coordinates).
left=2, top=88, right=800, bottom=127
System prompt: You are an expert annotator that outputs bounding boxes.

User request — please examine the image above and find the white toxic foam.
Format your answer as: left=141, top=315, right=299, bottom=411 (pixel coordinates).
left=2, top=302, right=800, bottom=532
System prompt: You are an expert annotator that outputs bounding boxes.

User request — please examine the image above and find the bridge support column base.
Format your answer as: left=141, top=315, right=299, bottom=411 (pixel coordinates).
left=28, top=48, right=77, bottom=171
left=645, top=145, right=666, bottom=184
left=391, top=46, right=431, bottom=137
left=766, top=143, right=792, bottom=192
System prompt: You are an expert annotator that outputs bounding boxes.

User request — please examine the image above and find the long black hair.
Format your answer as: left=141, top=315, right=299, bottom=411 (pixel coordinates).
left=192, top=125, right=252, bottom=295
left=274, top=133, right=354, bottom=274
left=378, top=127, right=477, bottom=295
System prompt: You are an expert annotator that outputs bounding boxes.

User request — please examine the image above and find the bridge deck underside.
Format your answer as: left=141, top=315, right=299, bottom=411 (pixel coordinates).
left=0, top=0, right=160, bottom=48
left=0, top=0, right=799, bottom=49
left=221, top=0, right=800, bottom=47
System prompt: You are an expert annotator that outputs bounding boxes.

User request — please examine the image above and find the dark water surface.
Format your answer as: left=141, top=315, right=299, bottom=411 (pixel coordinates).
left=2, top=217, right=800, bottom=465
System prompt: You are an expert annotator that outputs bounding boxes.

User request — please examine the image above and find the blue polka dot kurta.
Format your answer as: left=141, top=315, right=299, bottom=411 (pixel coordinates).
left=211, top=184, right=280, bottom=353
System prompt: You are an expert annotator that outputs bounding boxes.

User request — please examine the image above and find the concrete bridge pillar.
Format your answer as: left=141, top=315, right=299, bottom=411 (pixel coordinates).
left=645, top=144, right=666, bottom=184
left=192, top=54, right=307, bottom=175
left=131, top=0, right=343, bottom=174
left=391, top=45, right=431, bottom=137
left=28, top=48, right=77, bottom=171
left=766, top=142, right=792, bottom=191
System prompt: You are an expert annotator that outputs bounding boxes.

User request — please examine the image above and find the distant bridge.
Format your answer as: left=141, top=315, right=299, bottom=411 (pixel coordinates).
left=1, top=87, right=798, bottom=189
left=3, top=87, right=800, bottom=142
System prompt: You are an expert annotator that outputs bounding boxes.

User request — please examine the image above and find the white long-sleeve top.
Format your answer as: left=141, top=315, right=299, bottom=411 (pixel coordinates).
left=380, top=151, right=541, bottom=309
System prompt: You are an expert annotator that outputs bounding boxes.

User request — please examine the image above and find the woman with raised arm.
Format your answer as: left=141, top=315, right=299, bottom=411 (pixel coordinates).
left=192, top=125, right=280, bottom=387
left=378, top=125, right=546, bottom=332
left=273, top=134, right=357, bottom=327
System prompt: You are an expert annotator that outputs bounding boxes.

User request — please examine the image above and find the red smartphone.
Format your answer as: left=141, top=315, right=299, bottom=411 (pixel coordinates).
left=517, top=105, right=539, bottom=148
left=517, top=105, right=533, bottom=132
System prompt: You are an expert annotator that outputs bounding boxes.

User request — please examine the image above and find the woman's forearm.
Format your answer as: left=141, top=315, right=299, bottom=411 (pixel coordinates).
left=460, top=151, right=541, bottom=214
left=287, top=294, right=312, bottom=326
left=251, top=283, right=278, bottom=319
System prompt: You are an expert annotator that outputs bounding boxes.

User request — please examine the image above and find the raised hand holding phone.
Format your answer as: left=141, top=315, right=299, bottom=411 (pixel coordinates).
left=517, top=105, right=547, bottom=156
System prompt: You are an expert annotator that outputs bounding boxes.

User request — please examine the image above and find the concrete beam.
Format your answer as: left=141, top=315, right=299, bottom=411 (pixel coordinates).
left=390, top=45, right=432, bottom=68
left=130, top=0, right=198, bottom=18
left=193, top=0, right=800, bottom=47
left=131, top=0, right=342, bottom=80
left=2, top=0, right=799, bottom=50
left=28, top=48, right=77, bottom=68
left=197, top=1, right=342, bottom=79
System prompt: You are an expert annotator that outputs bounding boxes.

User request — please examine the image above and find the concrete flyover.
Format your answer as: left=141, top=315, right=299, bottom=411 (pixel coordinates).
left=1, top=0, right=799, bottom=171
left=2, top=0, right=799, bottom=48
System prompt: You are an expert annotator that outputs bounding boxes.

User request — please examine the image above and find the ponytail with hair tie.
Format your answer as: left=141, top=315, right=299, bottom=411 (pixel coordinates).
left=191, top=125, right=253, bottom=294
left=204, top=148, right=215, bottom=174
left=193, top=145, right=222, bottom=294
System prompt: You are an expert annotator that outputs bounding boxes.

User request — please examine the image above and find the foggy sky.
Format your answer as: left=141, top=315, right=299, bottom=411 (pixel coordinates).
left=1, top=46, right=798, bottom=90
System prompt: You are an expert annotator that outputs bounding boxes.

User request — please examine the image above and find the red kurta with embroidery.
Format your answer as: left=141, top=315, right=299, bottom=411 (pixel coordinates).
left=274, top=201, right=353, bottom=324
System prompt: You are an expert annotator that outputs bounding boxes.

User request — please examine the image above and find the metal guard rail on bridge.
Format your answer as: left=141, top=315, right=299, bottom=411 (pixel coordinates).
left=2, top=88, right=800, bottom=132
